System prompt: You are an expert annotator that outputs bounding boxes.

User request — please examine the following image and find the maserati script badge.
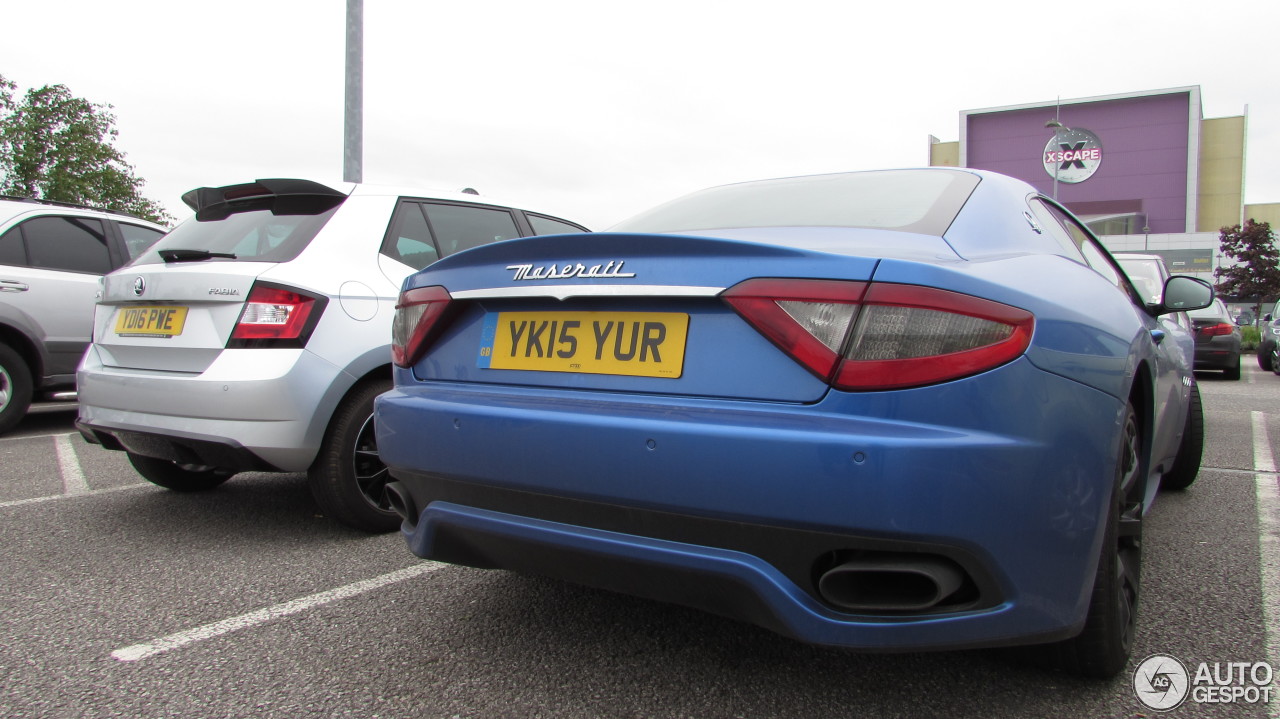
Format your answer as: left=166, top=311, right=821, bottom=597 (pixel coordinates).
left=507, top=261, right=636, bottom=281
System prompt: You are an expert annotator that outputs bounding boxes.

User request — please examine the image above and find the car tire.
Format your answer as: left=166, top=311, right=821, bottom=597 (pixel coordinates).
left=0, top=343, right=34, bottom=436
left=1039, top=403, right=1142, bottom=678
left=1224, top=356, right=1241, bottom=381
left=127, top=452, right=235, bottom=491
left=1261, top=345, right=1275, bottom=371
left=307, top=379, right=400, bottom=533
left=1161, top=383, right=1203, bottom=491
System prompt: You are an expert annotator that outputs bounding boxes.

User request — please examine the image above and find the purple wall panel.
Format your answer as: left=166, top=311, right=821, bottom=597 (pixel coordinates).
left=964, top=91, right=1193, bottom=232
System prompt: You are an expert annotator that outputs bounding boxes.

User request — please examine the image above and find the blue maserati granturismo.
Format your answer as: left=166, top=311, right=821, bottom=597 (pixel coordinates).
left=375, top=168, right=1213, bottom=678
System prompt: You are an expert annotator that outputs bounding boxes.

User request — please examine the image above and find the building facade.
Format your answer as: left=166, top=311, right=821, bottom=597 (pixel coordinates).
left=930, top=87, right=1279, bottom=282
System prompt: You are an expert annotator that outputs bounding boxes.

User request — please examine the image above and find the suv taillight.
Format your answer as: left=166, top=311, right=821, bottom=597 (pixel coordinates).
left=392, top=286, right=454, bottom=368
left=723, top=278, right=1034, bottom=390
left=227, top=283, right=326, bottom=348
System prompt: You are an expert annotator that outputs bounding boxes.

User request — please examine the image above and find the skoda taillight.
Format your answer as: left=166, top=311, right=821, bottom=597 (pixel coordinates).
left=228, top=283, right=326, bottom=348
left=392, top=286, right=454, bottom=368
left=723, top=278, right=1034, bottom=391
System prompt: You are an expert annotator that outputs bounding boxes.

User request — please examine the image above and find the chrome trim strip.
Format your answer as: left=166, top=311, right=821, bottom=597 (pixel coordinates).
left=450, top=285, right=725, bottom=301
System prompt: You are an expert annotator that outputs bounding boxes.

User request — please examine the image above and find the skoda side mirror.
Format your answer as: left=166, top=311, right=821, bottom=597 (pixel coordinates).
left=1158, top=276, right=1214, bottom=314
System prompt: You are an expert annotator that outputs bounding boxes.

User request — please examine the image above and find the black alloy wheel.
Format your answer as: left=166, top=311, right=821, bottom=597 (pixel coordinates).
left=1035, top=403, right=1143, bottom=678
left=351, top=410, right=392, bottom=513
left=1112, top=408, right=1144, bottom=659
left=308, top=379, right=400, bottom=533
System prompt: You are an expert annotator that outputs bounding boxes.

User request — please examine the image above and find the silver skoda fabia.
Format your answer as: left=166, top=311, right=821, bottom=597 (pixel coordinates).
left=76, top=178, right=587, bottom=531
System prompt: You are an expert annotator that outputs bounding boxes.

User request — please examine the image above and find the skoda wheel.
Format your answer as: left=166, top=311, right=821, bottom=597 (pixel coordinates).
left=308, top=379, right=399, bottom=533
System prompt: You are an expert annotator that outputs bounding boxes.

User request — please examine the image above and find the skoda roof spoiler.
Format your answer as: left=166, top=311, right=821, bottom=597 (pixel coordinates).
left=181, top=179, right=349, bottom=221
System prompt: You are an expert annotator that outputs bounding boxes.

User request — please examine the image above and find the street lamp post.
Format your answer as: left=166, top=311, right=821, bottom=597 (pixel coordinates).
left=1045, top=118, right=1069, bottom=201
left=343, top=0, right=363, bottom=184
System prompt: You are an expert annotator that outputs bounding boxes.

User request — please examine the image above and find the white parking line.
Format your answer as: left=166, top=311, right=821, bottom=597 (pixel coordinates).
left=0, top=430, right=78, bottom=443
left=55, top=434, right=89, bottom=495
left=0, top=483, right=152, bottom=509
left=1252, top=411, right=1280, bottom=670
left=111, top=562, right=445, bottom=662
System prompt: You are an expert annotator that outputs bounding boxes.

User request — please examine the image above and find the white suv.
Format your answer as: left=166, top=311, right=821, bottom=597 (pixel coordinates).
left=76, top=178, right=587, bottom=531
left=0, top=197, right=167, bottom=434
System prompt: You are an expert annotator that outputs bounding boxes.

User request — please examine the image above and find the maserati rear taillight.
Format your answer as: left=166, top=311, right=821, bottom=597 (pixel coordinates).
left=228, top=283, right=326, bottom=348
left=723, top=279, right=1034, bottom=390
left=392, top=286, right=454, bottom=368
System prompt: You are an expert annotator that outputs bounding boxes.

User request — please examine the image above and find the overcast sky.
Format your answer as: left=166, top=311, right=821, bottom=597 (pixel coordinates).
left=4, top=0, right=1278, bottom=229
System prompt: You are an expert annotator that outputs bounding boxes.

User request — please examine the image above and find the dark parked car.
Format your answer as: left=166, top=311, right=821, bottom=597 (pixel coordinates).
left=377, top=168, right=1213, bottom=678
left=1187, top=298, right=1241, bottom=379
left=1258, top=300, right=1280, bottom=371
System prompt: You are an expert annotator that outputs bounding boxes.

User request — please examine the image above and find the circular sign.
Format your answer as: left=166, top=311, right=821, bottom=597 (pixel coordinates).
left=1043, top=127, right=1103, bottom=184
left=1132, top=654, right=1190, bottom=711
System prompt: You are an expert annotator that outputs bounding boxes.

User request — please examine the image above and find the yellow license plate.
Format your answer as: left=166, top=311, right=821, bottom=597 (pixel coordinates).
left=114, top=306, right=188, bottom=338
left=479, top=311, right=688, bottom=378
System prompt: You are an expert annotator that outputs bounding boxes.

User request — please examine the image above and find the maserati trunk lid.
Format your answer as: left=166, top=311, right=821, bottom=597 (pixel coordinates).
left=401, top=231, right=961, bottom=403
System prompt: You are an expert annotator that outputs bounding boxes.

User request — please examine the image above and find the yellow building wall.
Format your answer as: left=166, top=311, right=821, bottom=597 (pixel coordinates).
left=1245, top=203, right=1280, bottom=229
left=1197, top=115, right=1246, bottom=232
left=930, top=140, right=959, bottom=167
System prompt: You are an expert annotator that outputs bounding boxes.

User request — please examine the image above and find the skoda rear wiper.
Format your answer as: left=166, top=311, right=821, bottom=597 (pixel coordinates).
left=159, top=249, right=238, bottom=263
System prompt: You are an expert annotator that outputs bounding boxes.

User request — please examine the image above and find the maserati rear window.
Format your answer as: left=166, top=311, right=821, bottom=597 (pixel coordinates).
left=611, top=169, right=979, bottom=236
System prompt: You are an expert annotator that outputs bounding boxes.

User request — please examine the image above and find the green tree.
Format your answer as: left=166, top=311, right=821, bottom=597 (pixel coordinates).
left=1214, top=219, right=1280, bottom=321
left=0, top=74, right=171, bottom=224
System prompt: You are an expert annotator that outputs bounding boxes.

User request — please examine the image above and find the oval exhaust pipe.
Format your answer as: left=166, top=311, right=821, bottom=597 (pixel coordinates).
left=818, top=555, right=964, bottom=612
left=385, top=481, right=416, bottom=525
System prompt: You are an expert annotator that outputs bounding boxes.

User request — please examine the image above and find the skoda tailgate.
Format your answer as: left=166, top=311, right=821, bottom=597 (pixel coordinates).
left=89, top=263, right=283, bottom=374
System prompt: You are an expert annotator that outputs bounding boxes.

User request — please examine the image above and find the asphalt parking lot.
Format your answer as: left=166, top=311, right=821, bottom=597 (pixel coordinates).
left=2, top=367, right=1279, bottom=718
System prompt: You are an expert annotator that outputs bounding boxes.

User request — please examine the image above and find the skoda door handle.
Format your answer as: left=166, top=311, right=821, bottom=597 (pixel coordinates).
left=0, top=279, right=29, bottom=292
left=1150, top=329, right=1166, bottom=344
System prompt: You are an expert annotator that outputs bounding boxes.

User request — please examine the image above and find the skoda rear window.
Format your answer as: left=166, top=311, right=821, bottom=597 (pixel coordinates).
left=132, top=205, right=340, bottom=265
left=611, top=169, right=979, bottom=236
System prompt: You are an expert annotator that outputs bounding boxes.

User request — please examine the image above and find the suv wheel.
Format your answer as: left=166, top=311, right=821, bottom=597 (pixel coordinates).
left=0, top=343, right=34, bottom=435
left=127, top=453, right=235, bottom=491
left=308, top=379, right=399, bottom=533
